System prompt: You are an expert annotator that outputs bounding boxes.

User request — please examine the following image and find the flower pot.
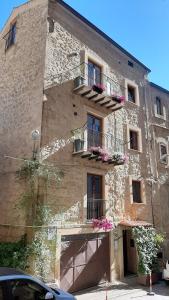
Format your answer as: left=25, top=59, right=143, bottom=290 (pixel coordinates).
left=74, top=139, right=84, bottom=152
left=74, top=76, right=85, bottom=88
left=92, top=85, right=104, bottom=94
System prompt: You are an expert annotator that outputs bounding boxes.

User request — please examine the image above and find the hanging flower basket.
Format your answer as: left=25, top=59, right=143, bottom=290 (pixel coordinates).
left=92, top=84, right=105, bottom=94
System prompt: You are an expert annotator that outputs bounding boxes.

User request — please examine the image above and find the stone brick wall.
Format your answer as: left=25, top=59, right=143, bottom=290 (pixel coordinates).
left=0, top=0, right=48, bottom=239
left=148, top=84, right=169, bottom=259
left=41, top=0, right=153, bottom=226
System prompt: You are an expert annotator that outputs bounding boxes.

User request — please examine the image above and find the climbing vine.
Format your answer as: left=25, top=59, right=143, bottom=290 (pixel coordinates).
left=14, top=158, right=64, bottom=279
left=132, top=226, right=164, bottom=275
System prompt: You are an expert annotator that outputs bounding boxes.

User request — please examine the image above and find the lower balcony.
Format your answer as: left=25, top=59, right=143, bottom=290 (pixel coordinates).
left=73, top=127, right=127, bottom=166
left=87, top=199, right=105, bottom=220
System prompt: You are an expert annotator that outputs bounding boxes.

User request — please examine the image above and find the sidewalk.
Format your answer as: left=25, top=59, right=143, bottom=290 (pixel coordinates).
left=74, top=279, right=169, bottom=300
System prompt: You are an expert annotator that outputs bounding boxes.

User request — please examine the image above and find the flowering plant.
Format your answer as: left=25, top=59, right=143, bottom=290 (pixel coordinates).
left=92, top=218, right=114, bottom=231
left=111, top=153, right=129, bottom=164
left=89, top=146, right=110, bottom=162
left=112, top=94, right=125, bottom=104
left=92, top=84, right=106, bottom=94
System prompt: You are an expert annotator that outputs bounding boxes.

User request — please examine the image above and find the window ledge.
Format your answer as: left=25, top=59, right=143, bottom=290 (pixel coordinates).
left=128, top=148, right=142, bottom=154
left=127, top=100, right=140, bottom=107
left=154, top=113, right=166, bottom=120
left=132, top=202, right=146, bottom=205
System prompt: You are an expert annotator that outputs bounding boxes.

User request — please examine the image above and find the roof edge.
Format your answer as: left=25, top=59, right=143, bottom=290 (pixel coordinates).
left=150, top=82, right=169, bottom=95
left=57, top=0, right=151, bottom=73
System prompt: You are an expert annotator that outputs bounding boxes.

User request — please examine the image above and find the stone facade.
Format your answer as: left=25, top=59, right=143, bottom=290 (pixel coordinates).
left=0, top=0, right=169, bottom=292
left=0, top=0, right=48, bottom=239
left=148, top=83, right=169, bottom=259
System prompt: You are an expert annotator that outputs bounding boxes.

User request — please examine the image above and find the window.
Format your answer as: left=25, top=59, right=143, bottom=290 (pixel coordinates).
left=0, top=283, right=5, bottom=300
left=132, top=180, right=142, bottom=203
left=87, top=114, right=102, bottom=148
left=5, top=22, right=16, bottom=50
left=87, top=174, right=103, bottom=219
left=129, top=130, right=138, bottom=150
left=156, top=97, right=163, bottom=116
left=9, top=279, right=49, bottom=300
left=160, top=143, right=167, bottom=164
left=128, top=85, right=136, bottom=103
left=128, top=60, right=134, bottom=68
left=88, top=60, right=101, bottom=87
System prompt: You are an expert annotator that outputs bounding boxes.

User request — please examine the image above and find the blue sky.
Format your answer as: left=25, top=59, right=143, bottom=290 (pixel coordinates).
left=0, top=0, right=169, bottom=90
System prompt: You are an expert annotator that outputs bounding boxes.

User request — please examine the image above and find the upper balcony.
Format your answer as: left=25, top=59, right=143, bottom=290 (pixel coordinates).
left=73, top=62, right=125, bottom=112
left=72, top=125, right=128, bottom=166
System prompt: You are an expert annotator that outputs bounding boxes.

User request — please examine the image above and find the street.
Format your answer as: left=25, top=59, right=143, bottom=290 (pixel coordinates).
left=74, top=279, right=169, bottom=300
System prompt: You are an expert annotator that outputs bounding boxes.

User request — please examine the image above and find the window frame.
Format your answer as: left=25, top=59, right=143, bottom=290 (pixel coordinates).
left=129, top=177, right=146, bottom=204
left=127, top=125, right=142, bottom=152
left=159, top=143, right=168, bottom=164
left=5, top=22, right=17, bottom=51
left=156, top=97, right=163, bottom=116
left=132, top=180, right=142, bottom=203
left=125, top=79, right=139, bottom=106
left=88, top=59, right=102, bottom=87
left=154, top=96, right=166, bottom=120
left=87, top=113, right=103, bottom=149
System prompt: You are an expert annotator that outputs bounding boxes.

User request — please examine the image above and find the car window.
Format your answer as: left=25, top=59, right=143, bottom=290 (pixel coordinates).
left=9, top=279, right=50, bottom=300
left=0, top=283, right=5, bottom=300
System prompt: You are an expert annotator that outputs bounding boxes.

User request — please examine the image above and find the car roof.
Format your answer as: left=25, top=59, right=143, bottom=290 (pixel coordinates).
left=0, top=268, right=25, bottom=276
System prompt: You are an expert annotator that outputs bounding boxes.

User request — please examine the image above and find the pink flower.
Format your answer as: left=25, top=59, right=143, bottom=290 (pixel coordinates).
left=92, top=218, right=114, bottom=231
left=112, top=94, right=125, bottom=104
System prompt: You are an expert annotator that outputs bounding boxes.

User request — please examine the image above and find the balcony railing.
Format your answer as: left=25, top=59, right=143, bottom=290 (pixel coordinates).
left=73, top=63, right=125, bottom=112
left=48, top=62, right=125, bottom=112
left=87, top=199, right=105, bottom=220
left=73, top=125, right=127, bottom=165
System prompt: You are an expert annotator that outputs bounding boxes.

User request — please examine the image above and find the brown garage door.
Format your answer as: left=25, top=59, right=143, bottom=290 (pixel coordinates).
left=60, top=233, right=110, bottom=292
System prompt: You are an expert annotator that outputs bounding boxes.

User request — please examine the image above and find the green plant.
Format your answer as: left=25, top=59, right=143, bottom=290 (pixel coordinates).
left=132, top=226, right=164, bottom=275
left=0, top=236, right=29, bottom=270
left=15, top=158, right=64, bottom=279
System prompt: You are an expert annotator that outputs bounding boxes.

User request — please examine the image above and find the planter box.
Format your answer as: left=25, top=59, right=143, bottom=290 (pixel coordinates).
left=74, top=76, right=85, bottom=88
left=74, top=139, right=84, bottom=152
left=137, top=273, right=160, bottom=286
left=92, top=85, right=104, bottom=94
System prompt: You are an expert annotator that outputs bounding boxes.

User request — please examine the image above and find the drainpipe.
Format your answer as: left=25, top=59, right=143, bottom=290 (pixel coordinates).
left=143, top=77, right=155, bottom=226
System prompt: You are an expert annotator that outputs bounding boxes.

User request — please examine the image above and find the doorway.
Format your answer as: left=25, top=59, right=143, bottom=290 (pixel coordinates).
left=123, top=230, right=137, bottom=276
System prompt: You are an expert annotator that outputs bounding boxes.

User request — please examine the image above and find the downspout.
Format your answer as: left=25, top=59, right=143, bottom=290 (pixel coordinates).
left=143, top=76, right=155, bottom=226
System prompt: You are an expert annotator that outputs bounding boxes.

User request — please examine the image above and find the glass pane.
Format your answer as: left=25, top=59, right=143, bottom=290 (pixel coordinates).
left=0, top=284, right=4, bottom=300
left=128, top=86, right=135, bottom=103
left=132, top=181, right=141, bottom=203
left=95, top=65, right=101, bottom=85
left=88, top=61, right=95, bottom=86
left=87, top=114, right=102, bottom=148
left=10, top=279, right=48, bottom=300
left=130, top=131, right=138, bottom=150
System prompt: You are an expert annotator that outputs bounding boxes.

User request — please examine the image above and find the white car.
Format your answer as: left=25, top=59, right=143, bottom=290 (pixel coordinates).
left=0, top=268, right=77, bottom=300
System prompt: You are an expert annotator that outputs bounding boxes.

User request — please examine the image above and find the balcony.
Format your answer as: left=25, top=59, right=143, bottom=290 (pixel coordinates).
left=73, top=125, right=127, bottom=166
left=87, top=199, right=105, bottom=220
left=73, top=63, right=125, bottom=112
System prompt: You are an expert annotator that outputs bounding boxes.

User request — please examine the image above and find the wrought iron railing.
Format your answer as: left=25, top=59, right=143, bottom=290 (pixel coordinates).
left=73, top=124, right=124, bottom=155
left=48, top=62, right=125, bottom=96
left=87, top=199, right=105, bottom=220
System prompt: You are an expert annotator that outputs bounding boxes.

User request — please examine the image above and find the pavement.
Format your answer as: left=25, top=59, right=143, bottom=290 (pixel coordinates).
left=74, top=277, right=169, bottom=300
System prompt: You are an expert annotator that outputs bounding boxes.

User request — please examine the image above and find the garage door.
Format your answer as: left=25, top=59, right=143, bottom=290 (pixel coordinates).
left=60, top=233, right=110, bottom=292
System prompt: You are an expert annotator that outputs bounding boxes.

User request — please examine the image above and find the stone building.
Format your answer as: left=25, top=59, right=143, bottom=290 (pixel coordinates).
left=0, top=0, right=169, bottom=293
